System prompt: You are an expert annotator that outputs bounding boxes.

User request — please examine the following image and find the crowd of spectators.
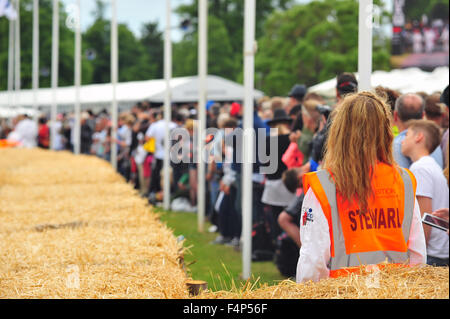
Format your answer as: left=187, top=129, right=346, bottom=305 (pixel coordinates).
left=403, top=16, right=449, bottom=54
left=1, top=74, right=448, bottom=278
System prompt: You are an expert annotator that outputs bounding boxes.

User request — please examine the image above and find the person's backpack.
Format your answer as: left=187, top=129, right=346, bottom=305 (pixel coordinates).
left=251, top=219, right=275, bottom=262
left=274, top=232, right=300, bottom=278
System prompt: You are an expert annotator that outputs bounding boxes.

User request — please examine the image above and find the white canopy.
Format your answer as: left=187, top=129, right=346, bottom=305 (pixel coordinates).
left=308, top=67, right=449, bottom=99
left=0, top=75, right=265, bottom=115
left=0, top=106, right=40, bottom=118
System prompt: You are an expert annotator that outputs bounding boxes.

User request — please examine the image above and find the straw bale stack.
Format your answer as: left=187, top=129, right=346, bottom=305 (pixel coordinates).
left=196, top=265, right=448, bottom=299
left=0, top=148, right=190, bottom=298
left=1, top=149, right=448, bottom=299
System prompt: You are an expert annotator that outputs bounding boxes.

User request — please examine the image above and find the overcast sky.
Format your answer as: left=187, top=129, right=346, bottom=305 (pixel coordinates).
left=60, top=0, right=192, bottom=41
left=60, top=0, right=394, bottom=41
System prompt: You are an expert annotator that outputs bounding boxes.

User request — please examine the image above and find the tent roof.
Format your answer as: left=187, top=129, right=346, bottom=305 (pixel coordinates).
left=0, top=75, right=265, bottom=108
left=0, top=106, right=39, bottom=118
left=308, top=67, right=449, bottom=100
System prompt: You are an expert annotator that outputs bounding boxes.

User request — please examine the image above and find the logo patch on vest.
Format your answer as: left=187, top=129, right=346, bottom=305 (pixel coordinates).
left=302, top=207, right=314, bottom=226
left=374, top=188, right=396, bottom=197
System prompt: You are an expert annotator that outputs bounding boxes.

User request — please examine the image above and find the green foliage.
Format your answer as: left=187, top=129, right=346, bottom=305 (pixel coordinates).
left=0, top=0, right=395, bottom=98
left=140, top=22, right=164, bottom=79
left=117, top=24, right=155, bottom=82
left=83, top=18, right=110, bottom=84
left=404, top=0, right=449, bottom=21
left=0, top=0, right=164, bottom=92
left=255, top=0, right=392, bottom=96
left=81, top=1, right=161, bottom=83
left=173, top=15, right=238, bottom=80
left=174, top=0, right=295, bottom=82
left=0, top=0, right=91, bottom=90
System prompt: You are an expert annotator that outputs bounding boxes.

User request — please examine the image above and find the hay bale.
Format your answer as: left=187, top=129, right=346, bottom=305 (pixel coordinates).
left=1, top=149, right=448, bottom=299
left=0, top=148, right=190, bottom=298
left=195, top=265, right=448, bottom=299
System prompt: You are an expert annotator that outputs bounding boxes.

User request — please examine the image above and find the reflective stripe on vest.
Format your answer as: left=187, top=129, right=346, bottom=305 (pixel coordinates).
left=314, top=168, right=415, bottom=271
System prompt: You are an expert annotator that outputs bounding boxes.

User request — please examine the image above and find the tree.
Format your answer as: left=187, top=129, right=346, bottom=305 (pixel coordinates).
left=140, top=22, right=164, bottom=79
left=117, top=24, right=155, bottom=82
left=83, top=18, right=110, bottom=84
left=404, top=0, right=449, bottom=22
left=176, top=0, right=294, bottom=44
left=0, top=0, right=160, bottom=93
left=0, top=0, right=395, bottom=97
left=173, top=15, right=238, bottom=80
left=174, top=0, right=295, bottom=82
left=255, top=0, right=391, bottom=96
left=82, top=0, right=156, bottom=83
left=0, top=0, right=92, bottom=90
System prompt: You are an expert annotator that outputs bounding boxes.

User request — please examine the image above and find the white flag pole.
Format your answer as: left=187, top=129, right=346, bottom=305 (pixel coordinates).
left=197, top=0, right=207, bottom=232
left=163, top=0, right=172, bottom=210
left=73, top=0, right=81, bottom=155
left=14, top=0, right=20, bottom=109
left=358, top=0, right=373, bottom=91
left=7, top=16, right=14, bottom=107
left=242, top=0, right=256, bottom=280
left=50, top=0, right=59, bottom=150
left=110, top=0, right=118, bottom=170
left=32, top=0, right=39, bottom=123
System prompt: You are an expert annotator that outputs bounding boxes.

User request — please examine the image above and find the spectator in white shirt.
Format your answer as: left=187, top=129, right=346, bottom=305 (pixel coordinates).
left=10, top=114, right=38, bottom=148
left=401, top=119, right=449, bottom=266
left=145, top=110, right=177, bottom=200
left=393, top=93, right=444, bottom=169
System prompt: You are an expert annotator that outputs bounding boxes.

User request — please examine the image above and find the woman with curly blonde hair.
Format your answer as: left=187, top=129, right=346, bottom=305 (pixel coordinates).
left=296, top=91, right=427, bottom=283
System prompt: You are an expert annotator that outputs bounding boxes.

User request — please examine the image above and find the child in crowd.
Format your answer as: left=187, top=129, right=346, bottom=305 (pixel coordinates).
left=401, top=119, right=449, bottom=266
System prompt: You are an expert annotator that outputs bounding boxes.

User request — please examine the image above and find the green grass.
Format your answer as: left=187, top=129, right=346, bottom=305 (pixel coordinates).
left=155, top=208, right=287, bottom=292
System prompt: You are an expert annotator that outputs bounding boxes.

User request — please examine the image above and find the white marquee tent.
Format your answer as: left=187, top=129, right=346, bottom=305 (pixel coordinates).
left=0, top=75, right=265, bottom=117
left=0, top=106, right=39, bottom=118
left=308, top=67, right=449, bottom=100
left=2, top=68, right=448, bottom=118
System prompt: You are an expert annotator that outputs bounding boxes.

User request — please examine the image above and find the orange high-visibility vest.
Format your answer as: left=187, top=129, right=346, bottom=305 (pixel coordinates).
left=0, top=139, right=20, bottom=148
left=303, top=162, right=417, bottom=278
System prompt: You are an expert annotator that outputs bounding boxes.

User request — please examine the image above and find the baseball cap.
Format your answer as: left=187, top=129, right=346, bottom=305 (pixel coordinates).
left=288, top=84, right=307, bottom=100
left=336, top=73, right=358, bottom=95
